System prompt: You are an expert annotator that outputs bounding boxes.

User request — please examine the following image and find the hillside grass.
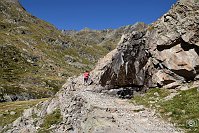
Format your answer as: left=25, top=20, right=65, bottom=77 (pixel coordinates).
left=0, top=0, right=115, bottom=100
left=38, top=109, right=62, bottom=133
left=132, top=88, right=199, bottom=133
left=0, top=98, right=48, bottom=127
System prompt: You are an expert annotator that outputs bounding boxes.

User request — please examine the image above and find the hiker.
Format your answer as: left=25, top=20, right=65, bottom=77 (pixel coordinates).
left=83, top=70, right=90, bottom=85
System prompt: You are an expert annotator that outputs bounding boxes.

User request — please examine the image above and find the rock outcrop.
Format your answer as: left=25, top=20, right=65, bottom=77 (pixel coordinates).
left=91, top=24, right=148, bottom=88
left=99, top=30, right=149, bottom=87
left=147, top=0, right=199, bottom=88
left=91, top=0, right=199, bottom=90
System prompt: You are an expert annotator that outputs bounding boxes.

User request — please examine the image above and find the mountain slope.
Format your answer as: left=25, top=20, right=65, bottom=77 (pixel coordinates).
left=62, top=22, right=147, bottom=51
left=0, top=0, right=112, bottom=102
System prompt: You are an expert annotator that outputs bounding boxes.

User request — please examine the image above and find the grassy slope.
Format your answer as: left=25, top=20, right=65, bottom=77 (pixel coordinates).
left=132, top=88, right=199, bottom=133
left=0, top=98, right=48, bottom=128
left=0, top=0, right=113, bottom=101
left=38, top=109, right=62, bottom=133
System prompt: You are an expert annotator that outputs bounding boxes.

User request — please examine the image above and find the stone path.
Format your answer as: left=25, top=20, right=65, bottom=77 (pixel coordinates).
left=74, top=85, right=183, bottom=133
left=3, top=83, right=184, bottom=133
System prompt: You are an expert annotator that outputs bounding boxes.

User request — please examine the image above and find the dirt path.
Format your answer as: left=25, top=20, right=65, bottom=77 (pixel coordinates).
left=4, top=83, right=183, bottom=133
left=74, top=85, right=183, bottom=133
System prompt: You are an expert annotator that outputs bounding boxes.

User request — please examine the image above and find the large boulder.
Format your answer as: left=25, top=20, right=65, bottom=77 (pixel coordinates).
left=147, top=0, right=199, bottom=87
left=91, top=23, right=149, bottom=91
left=99, top=31, right=149, bottom=87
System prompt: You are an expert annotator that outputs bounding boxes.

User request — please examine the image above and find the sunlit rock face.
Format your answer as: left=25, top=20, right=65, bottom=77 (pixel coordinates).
left=147, top=0, right=199, bottom=87
left=92, top=0, right=199, bottom=90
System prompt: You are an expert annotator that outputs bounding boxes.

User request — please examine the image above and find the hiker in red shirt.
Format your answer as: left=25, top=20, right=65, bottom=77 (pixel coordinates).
left=83, top=71, right=90, bottom=85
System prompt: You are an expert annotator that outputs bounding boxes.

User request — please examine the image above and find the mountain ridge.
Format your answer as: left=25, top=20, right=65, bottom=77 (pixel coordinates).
left=0, top=0, right=125, bottom=102
left=0, top=0, right=146, bottom=102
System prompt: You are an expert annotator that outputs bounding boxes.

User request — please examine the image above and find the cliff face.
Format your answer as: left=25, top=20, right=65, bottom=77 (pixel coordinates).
left=147, top=0, right=199, bottom=87
left=99, top=28, right=149, bottom=87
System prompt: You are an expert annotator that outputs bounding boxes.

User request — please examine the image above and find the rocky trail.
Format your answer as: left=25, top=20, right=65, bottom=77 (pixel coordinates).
left=62, top=84, right=183, bottom=133
left=3, top=81, right=183, bottom=133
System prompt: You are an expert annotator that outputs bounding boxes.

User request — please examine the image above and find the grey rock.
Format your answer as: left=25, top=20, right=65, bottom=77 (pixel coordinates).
left=163, top=82, right=181, bottom=89
left=91, top=30, right=150, bottom=91
left=146, top=0, right=199, bottom=86
left=99, top=31, right=149, bottom=88
left=46, top=98, right=59, bottom=115
left=195, top=75, right=199, bottom=80
left=153, top=92, right=159, bottom=97
left=23, top=108, right=33, bottom=118
left=10, top=111, right=16, bottom=115
left=166, top=112, right=173, bottom=116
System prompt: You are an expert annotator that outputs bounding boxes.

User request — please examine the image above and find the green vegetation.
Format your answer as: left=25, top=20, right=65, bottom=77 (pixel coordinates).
left=38, top=109, right=62, bottom=133
left=147, top=25, right=155, bottom=32
left=194, top=0, right=199, bottom=3
left=0, top=98, right=47, bottom=127
left=132, top=88, right=199, bottom=133
left=0, top=45, right=32, bottom=82
left=0, top=0, right=116, bottom=100
left=132, top=88, right=171, bottom=107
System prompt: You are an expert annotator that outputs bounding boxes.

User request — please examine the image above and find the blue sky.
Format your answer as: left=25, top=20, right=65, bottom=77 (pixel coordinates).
left=19, top=0, right=177, bottom=30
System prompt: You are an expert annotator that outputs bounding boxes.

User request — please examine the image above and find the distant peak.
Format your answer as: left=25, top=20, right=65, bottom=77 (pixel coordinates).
left=81, top=27, right=93, bottom=32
